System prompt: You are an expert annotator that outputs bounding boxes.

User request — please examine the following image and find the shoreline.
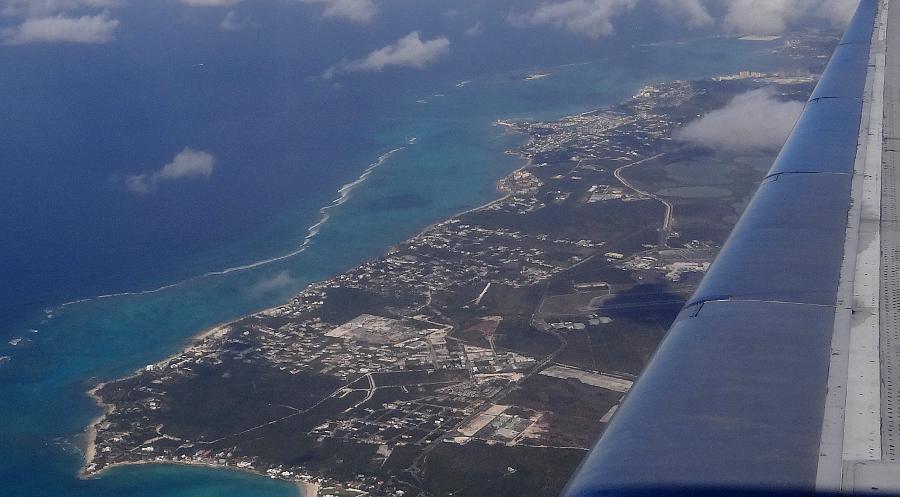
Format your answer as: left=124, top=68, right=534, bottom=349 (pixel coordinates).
left=78, top=181, right=527, bottom=476
left=79, top=322, right=236, bottom=478
left=79, top=125, right=534, bottom=486
left=80, top=383, right=110, bottom=477
left=412, top=122, right=531, bottom=238
left=82, top=458, right=318, bottom=497
left=296, top=480, right=321, bottom=497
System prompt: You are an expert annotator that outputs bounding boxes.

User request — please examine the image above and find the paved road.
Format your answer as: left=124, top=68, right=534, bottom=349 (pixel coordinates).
left=612, top=153, right=672, bottom=247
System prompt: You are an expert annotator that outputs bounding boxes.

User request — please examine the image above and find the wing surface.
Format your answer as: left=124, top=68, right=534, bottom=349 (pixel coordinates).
left=560, top=1, right=895, bottom=495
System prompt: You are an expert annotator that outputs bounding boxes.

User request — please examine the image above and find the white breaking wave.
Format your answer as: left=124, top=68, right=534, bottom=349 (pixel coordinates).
left=55, top=147, right=406, bottom=313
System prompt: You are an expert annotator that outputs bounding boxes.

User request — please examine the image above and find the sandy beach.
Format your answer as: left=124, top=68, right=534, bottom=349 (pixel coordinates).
left=79, top=323, right=234, bottom=478
left=80, top=383, right=113, bottom=478
left=296, top=480, right=320, bottom=497
left=83, top=458, right=311, bottom=496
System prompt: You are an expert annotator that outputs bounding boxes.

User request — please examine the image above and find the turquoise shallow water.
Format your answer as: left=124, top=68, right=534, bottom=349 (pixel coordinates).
left=96, top=465, right=300, bottom=496
left=0, top=25, right=802, bottom=497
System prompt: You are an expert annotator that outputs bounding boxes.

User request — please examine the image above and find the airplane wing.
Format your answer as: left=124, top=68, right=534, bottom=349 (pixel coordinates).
left=560, top=0, right=900, bottom=495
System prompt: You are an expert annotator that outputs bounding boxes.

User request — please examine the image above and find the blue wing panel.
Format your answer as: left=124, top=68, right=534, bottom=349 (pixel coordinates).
left=686, top=173, right=850, bottom=306
left=767, top=98, right=862, bottom=176
left=840, top=0, right=878, bottom=45
left=560, top=1, right=878, bottom=495
left=561, top=301, right=833, bottom=497
left=810, top=43, right=871, bottom=100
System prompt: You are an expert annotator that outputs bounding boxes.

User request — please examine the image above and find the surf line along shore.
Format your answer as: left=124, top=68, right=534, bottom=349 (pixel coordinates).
left=78, top=130, right=535, bottom=490
left=56, top=147, right=407, bottom=315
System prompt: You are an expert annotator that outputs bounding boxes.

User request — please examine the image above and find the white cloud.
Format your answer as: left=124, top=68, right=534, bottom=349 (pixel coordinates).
left=819, top=0, right=857, bottom=26
left=654, top=0, right=712, bottom=28
left=464, top=20, right=483, bottom=37
left=219, top=9, right=252, bottom=30
left=177, top=0, right=241, bottom=6
left=325, top=31, right=450, bottom=79
left=301, top=0, right=377, bottom=24
left=245, top=271, right=297, bottom=298
left=158, top=148, right=215, bottom=179
left=722, top=0, right=856, bottom=35
left=511, top=0, right=857, bottom=38
left=125, top=148, right=216, bottom=194
left=1, top=1, right=122, bottom=45
left=510, top=0, right=638, bottom=39
left=723, top=0, right=811, bottom=35
left=3, top=10, right=118, bottom=44
left=124, top=174, right=154, bottom=194
left=675, top=87, right=804, bottom=154
left=1, top=0, right=116, bottom=17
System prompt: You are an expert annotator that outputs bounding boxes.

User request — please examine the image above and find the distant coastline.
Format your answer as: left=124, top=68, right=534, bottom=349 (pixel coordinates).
left=56, top=148, right=407, bottom=316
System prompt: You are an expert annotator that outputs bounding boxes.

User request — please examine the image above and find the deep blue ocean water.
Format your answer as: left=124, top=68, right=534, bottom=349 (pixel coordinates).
left=0, top=1, right=810, bottom=495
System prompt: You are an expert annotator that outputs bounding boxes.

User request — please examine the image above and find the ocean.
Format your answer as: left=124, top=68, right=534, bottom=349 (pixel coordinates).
left=0, top=1, right=805, bottom=495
